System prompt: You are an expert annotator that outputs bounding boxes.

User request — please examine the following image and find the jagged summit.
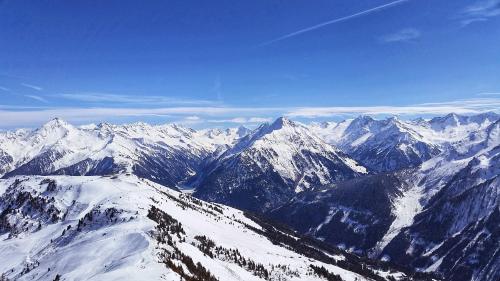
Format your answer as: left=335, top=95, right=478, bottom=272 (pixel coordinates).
left=349, top=115, right=375, bottom=126
left=240, top=117, right=299, bottom=141
left=223, top=116, right=334, bottom=160
left=39, top=117, right=72, bottom=130
left=428, top=112, right=498, bottom=131
left=96, top=121, right=113, bottom=129
left=46, top=117, right=65, bottom=123
left=429, top=113, right=462, bottom=129
left=194, top=116, right=367, bottom=212
left=235, top=125, right=251, bottom=137
left=269, top=116, right=295, bottom=129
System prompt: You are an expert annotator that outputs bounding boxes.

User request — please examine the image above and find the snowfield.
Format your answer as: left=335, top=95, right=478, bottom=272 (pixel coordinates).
left=0, top=175, right=409, bottom=281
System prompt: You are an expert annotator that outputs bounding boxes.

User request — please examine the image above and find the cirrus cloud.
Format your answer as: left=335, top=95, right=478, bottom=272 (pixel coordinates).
left=380, top=28, right=421, bottom=43
left=460, top=0, right=500, bottom=26
left=286, top=98, right=500, bottom=118
left=0, top=97, right=498, bottom=128
left=56, top=92, right=218, bottom=106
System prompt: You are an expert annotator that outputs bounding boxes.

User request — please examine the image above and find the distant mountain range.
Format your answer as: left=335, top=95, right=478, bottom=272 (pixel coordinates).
left=0, top=112, right=498, bottom=281
left=309, top=112, right=498, bottom=172
left=0, top=118, right=246, bottom=188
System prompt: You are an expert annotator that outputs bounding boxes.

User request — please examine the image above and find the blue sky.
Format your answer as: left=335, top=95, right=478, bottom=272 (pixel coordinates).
left=0, top=0, right=499, bottom=128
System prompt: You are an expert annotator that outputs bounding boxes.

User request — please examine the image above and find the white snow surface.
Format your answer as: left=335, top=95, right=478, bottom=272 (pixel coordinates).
left=0, top=174, right=397, bottom=281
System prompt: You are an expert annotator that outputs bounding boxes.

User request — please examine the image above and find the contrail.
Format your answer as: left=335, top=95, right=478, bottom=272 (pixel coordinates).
left=258, top=0, right=410, bottom=47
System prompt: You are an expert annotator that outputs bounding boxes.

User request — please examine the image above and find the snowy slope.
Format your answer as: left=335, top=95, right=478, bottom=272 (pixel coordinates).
left=0, top=175, right=418, bottom=281
left=194, top=117, right=367, bottom=212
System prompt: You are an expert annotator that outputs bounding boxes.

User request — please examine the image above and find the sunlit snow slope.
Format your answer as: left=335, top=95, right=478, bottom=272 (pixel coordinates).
left=0, top=175, right=420, bottom=281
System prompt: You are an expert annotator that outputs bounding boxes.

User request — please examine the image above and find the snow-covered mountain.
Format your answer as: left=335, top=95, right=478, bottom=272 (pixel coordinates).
left=0, top=174, right=425, bottom=281
left=309, top=113, right=498, bottom=172
left=309, top=116, right=440, bottom=172
left=381, top=119, right=500, bottom=281
left=0, top=113, right=498, bottom=280
left=193, top=117, right=367, bottom=212
left=196, top=126, right=251, bottom=147
left=0, top=119, right=235, bottom=188
left=271, top=116, right=500, bottom=281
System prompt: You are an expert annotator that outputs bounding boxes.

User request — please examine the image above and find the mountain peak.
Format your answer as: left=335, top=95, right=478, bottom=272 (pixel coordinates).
left=246, top=117, right=302, bottom=140
left=346, top=115, right=376, bottom=132
left=40, top=118, right=71, bottom=130
left=385, top=116, right=404, bottom=127
left=34, top=118, right=74, bottom=139
left=96, top=122, right=114, bottom=134
left=429, top=113, right=462, bottom=129
left=350, top=115, right=375, bottom=127
left=444, top=113, right=461, bottom=123
left=44, top=117, right=66, bottom=125
left=235, top=125, right=250, bottom=137
left=387, top=115, right=400, bottom=121
left=270, top=116, right=295, bottom=130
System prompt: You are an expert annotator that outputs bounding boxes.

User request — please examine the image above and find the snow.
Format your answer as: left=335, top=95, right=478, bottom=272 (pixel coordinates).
left=314, top=209, right=335, bottom=233
left=217, top=117, right=367, bottom=192
left=0, top=174, right=388, bottom=281
left=342, top=157, right=368, bottom=174
left=308, top=120, right=353, bottom=145
left=351, top=132, right=372, bottom=147
left=195, top=126, right=250, bottom=150
left=0, top=113, right=497, bottom=280
left=375, top=183, right=424, bottom=252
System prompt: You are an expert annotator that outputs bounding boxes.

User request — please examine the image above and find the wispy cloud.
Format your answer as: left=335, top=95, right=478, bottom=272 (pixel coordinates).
left=0, top=107, right=280, bottom=127
left=0, top=86, right=10, bottom=92
left=177, top=115, right=204, bottom=125
left=477, top=92, right=500, bottom=96
left=380, top=28, right=420, bottom=43
left=56, top=92, right=218, bottom=106
left=25, top=95, right=49, bottom=103
left=248, top=117, right=273, bottom=123
left=185, top=116, right=201, bottom=121
left=259, top=0, right=410, bottom=46
left=208, top=117, right=273, bottom=124
left=286, top=98, right=500, bottom=118
left=0, top=97, right=498, bottom=128
left=460, top=0, right=500, bottom=26
left=21, top=83, right=43, bottom=91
